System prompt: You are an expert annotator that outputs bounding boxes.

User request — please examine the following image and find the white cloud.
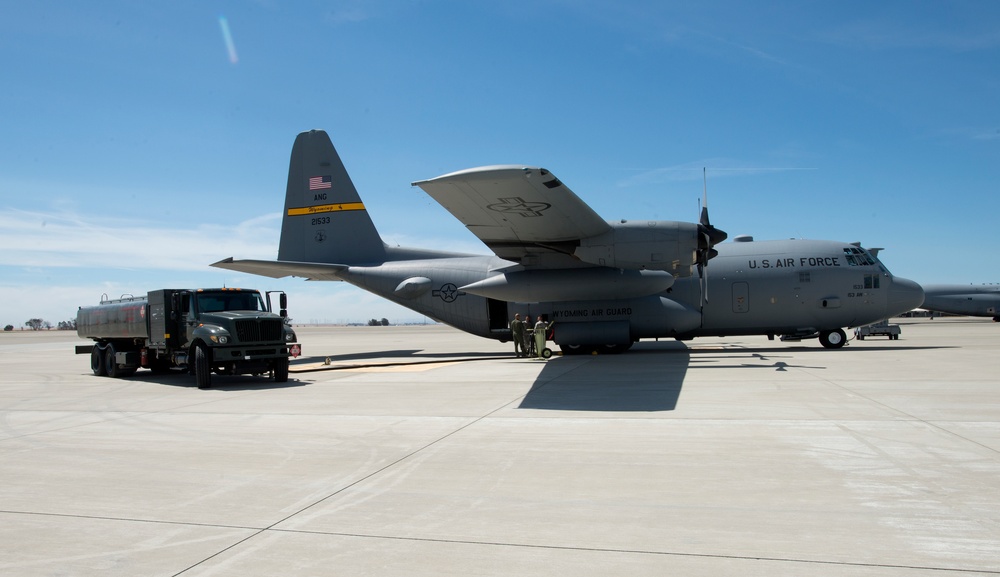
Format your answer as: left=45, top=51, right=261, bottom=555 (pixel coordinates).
left=0, top=274, right=430, bottom=330
left=820, top=20, right=1000, bottom=52
left=0, top=207, right=462, bottom=326
left=0, top=208, right=281, bottom=270
left=972, top=128, right=1000, bottom=141
left=616, top=160, right=816, bottom=188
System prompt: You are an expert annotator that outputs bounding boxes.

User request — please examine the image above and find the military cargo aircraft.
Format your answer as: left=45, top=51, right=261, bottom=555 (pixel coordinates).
left=213, top=130, right=924, bottom=352
left=920, top=284, right=1000, bottom=321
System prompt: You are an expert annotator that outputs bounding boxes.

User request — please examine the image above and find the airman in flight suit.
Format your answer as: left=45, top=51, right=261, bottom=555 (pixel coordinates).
left=509, top=314, right=525, bottom=357
left=533, top=317, right=554, bottom=359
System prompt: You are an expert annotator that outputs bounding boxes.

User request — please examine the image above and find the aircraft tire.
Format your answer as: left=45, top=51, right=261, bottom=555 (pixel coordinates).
left=91, top=345, right=106, bottom=376
left=195, top=345, right=212, bottom=389
left=600, top=343, right=633, bottom=354
left=819, top=328, right=847, bottom=349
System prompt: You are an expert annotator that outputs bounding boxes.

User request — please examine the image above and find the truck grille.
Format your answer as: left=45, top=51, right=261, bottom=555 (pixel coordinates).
left=234, top=319, right=283, bottom=343
left=246, top=348, right=279, bottom=356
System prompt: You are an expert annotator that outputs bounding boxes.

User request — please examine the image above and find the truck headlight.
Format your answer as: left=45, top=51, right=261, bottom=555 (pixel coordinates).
left=285, top=331, right=296, bottom=342
left=210, top=335, right=230, bottom=344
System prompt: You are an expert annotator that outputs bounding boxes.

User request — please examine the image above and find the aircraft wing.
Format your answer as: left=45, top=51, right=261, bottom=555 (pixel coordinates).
left=413, top=166, right=612, bottom=263
left=211, top=257, right=346, bottom=281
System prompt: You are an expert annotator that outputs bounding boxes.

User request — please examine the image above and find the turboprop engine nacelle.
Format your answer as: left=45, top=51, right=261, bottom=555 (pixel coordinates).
left=459, top=267, right=675, bottom=303
left=573, top=220, right=701, bottom=276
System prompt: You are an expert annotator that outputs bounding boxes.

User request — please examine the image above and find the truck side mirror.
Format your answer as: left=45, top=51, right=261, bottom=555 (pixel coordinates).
left=279, top=293, right=287, bottom=318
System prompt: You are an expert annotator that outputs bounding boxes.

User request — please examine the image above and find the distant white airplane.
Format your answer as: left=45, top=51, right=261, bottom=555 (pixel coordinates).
left=214, top=130, right=925, bottom=351
left=920, top=284, right=1000, bottom=321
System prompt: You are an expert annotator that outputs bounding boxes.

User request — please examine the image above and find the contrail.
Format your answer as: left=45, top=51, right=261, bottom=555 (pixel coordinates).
left=219, top=15, right=238, bottom=64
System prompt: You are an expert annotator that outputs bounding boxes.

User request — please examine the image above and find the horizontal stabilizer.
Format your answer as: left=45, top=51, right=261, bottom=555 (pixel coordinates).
left=212, top=257, right=346, bottom=281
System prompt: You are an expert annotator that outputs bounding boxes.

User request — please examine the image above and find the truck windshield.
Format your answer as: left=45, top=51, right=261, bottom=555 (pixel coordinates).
left=196, top=292, right=266, bottom=313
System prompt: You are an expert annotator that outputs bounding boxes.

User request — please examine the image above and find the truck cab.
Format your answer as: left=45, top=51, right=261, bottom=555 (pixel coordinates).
left=165, top=288, right=298, bottom=387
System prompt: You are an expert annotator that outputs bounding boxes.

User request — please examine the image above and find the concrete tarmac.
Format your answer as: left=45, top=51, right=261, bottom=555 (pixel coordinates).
left=1, top=319, right=999, bottom=576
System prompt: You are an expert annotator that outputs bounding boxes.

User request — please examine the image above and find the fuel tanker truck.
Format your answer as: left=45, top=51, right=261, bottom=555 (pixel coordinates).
left=75, top=288, right=300, bottom=389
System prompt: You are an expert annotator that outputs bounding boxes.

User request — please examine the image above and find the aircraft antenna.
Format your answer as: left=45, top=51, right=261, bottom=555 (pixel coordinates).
left=701, top=166, right=708, bottom=209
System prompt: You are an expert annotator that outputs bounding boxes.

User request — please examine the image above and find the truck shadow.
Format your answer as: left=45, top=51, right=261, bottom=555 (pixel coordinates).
left=294, top=349, right=513, bottom=363
left=121, top=370, right=307, bottom=390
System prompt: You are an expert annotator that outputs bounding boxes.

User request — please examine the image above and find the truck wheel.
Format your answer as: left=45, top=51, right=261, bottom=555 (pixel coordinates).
left=819, top=329, right=847, bottom=349
left=91, top=345, right=106, bottom=376
left=273, top=358, right=289, bottom=383
left=105, top=345, right=121, bottom=377
left=195, top=345, right=212, bottom=389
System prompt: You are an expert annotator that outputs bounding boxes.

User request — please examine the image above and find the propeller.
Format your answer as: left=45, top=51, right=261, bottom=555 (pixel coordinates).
left=696, top=168, right=728, bottom=306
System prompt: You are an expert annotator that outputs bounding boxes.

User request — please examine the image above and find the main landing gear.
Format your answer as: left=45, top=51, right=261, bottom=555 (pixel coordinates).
left=818, top=328, right=847, bottom=349
left=559, top=342, right=634, bottom=355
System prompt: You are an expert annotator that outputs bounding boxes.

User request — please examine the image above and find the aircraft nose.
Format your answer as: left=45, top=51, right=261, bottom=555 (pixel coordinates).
left=887, top=276, right=925, bottom=314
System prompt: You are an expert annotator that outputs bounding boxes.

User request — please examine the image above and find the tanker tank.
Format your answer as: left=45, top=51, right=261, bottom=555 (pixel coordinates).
left=76, top=296, right=150, bottom=340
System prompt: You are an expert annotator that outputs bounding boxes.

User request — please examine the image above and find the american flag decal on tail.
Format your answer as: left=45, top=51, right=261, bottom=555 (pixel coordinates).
left=309, top=175, right=332, bottom=190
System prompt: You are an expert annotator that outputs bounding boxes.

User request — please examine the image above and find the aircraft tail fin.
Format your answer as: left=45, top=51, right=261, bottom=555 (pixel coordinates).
left=277, top=130, right=387, bottom=265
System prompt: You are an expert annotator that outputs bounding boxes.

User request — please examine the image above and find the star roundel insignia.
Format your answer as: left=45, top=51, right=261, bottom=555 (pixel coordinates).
left=315, top=230, right=327, bottom=243
left=486, top=196, right=552, bottom=218
left=432, top=283, right=464, bottom=303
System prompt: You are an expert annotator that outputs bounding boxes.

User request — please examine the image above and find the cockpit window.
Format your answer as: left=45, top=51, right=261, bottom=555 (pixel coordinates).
left=843, top=247, right=877, bottom=266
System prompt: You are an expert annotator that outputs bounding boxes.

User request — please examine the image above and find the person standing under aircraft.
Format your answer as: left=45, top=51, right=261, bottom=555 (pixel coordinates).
left=533, top=317, right=554, bottom=359
left=509, top=314, right=525, bottom=357
left=523, top=316, right=534, bottom=357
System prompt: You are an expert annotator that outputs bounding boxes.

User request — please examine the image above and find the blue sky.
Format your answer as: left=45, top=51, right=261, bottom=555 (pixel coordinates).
left=2, top=1, right=998, bottom=327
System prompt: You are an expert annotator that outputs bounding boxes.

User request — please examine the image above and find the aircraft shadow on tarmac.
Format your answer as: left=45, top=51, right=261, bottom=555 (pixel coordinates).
left=519, top=342, right=691, bottom=412
left=117, top=370, right=307, bottom=391
left=518, top=341, right=953, bottom=412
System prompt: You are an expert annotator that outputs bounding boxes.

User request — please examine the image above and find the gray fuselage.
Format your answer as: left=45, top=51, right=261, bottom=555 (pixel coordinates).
left=334, top=238, right=924, bottom=347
